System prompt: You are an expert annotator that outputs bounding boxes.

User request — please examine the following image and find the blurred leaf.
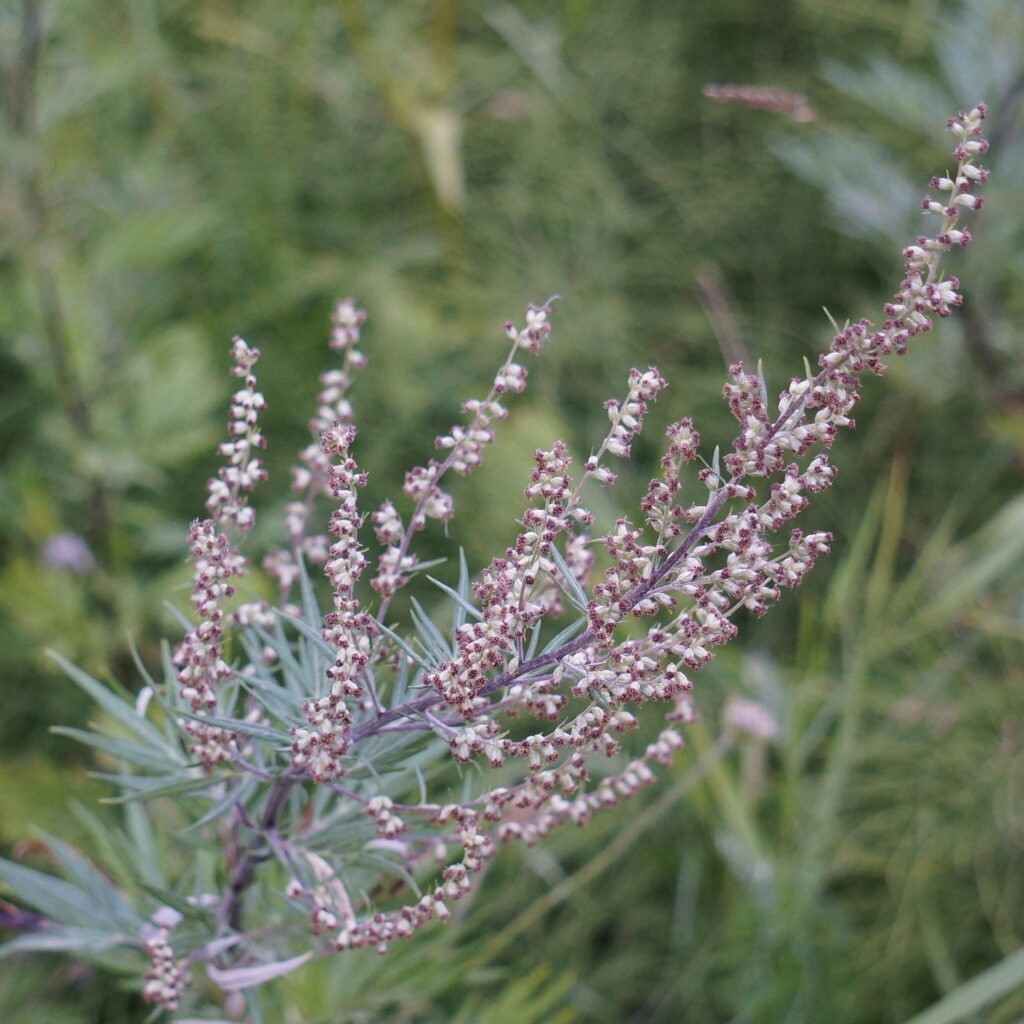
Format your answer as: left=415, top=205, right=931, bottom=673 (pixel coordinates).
left=207, top=952, right=312, bottom=991
left=902, top=948, right=1024, bottom=1024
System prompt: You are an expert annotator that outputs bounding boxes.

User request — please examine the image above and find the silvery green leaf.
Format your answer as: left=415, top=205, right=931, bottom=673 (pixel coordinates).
left=305, top=815, right=376, bottom=853
left=96, top=769, right=215, bottom=804
left=409, top=597, right=452, bottom=664
left=823, top=57, right=952, bottom=133
left=50, top=726, right=184, bottom=772
left=234, top=666, right=305, bottom=726
left=388, top=653, right=413, bottom=709
left=541, top=615, right=586, bottom=655
left=426, top=575, right=482, bottom=623
left=207, top=951, right=312, bottom=991
left=296, top=551, right=322, bottom=630
left=161, top=600, right=195, bottom=634
left=185, top=775, right=259, bottom=834
left=247, top=995, right=266, bottom=1024
left=756, top=359, right=769, bottom=411
left=0, top=926, right=126, bottom=959
left=454, top=548, right=472, bottom=632
left=547, top=544, right=587, bottom=612
left=359, top=851, right=421, bottom=897
left=136, top=883, right=211, bottom=924
left=245, top=621, right=308, bottom=697
left=524, top=620, right=542, bottom=661
left=176, top=709, right=291, bottom=745
left=275, top=607, right=334, bottom=659
left=48, top=651, right=178, bottom=756
left=67, top=802, right=136, bottom=891
left=155, top=639, right=189, bottom=747
left=159, top=638, right=176, bottom=684
left=406, top=556, right=447, bottom=576
left=307, top=776, right=337, bottom=825
left=126, top=802, right=164, bottom=889
left=33, top=830, right=141, bottom=931
left=377, top=621, right=432, bottom=672
left=414, top=764, right=428, bottom=805
left=0, top=858, right=103, bottom=927
left=901, top=946, right=1024, bottom=1024
left=128, top=640, right=159, bottom=691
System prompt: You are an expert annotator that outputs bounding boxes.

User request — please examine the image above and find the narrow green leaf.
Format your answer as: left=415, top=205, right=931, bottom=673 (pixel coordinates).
left=426, top=575, right=482, bottom=623
left=756, top=358, right=769, bottom=409
left=547, top=544, right=587, bottom=612
left=162, top=600, right=194, bottom=634
left=377, top=620, right=432, bottom=671
left=208, top=951, right=312, bottom=991
left=34, top=830, right=141, bottom=931
left=409, top=597, right=452, bottom=664
left=0, top=858, right=101, bottom=926
left=136, top=882, right=211, bottom=924
left=185, top=776, right=259, bottom=833
left=50, top=726, right=183, bottom=772
left=388, top=653, right=412, bottom=710
left=405, top=556, right=447, bottom=576
left=276, top=607, right=335, bottom=659
left=67, top=802, right=136, bottom=891
left=359, top=851, right=421, bottom=898
left=524, top=619, right=542, bottom=662
left=0, top=927, right=126, bottom=958
left=233, top=664, right=305, bottom=726
left=901, top=947, right=1024, bottom=1024
left=246, top=622, right=308, bottom=697
left=296, top=552, right=323, bottom=633
left=47, top=650, right=176, bottom=754
left=128, top=640, right=159, bottom=691
left=95, top=770, right=215, bottom=804
left=126, top=803, right=164, bottom=889
left=541, top=615, right=587, bottom=656
left=177, top=709, right=290, bottom=745
left=454, top=548, right=472, bottom=632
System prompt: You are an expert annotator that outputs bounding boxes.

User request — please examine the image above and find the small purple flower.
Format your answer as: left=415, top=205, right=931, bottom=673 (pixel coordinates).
left=725, top=698, right=780, bottom=741
left=40, top=533, right=96, bottom=574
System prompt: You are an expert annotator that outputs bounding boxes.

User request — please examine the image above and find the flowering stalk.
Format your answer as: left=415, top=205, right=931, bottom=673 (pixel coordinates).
left=293, top=106, right=987, bottom=946
left=265, top=299, right=368, bottom=608
left=372, top=302, right=554, bottom=615
left=173, top=338, right=266, bottom=770
left=25, top=106, right=990, bottom=1016
left=289, top=423, right=378, bottom=778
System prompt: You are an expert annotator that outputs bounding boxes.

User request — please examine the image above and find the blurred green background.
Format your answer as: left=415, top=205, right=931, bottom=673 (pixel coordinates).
left=1, top=0, right=1022, bottom=1020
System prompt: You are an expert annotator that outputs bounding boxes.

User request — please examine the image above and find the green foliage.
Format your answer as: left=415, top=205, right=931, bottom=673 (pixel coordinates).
left=0, top=0, right=1020, bottom=1021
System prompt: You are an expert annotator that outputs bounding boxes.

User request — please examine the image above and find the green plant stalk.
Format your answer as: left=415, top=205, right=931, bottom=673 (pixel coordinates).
left=800, top=456, right=906, bottom=903
left=471, top=735, right=732, bottom=966
left=689, top=719, right=768, bottom=867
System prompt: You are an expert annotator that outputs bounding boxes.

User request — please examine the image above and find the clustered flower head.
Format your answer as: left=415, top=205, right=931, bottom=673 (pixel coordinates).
left=142, top=107, right=988, bottom=1007
left=141, top=928, right=189, bottom=1013
left=172, top=338, right=265, bottom=770
left=268, top=299, right=370, bottom=608
left=289, top=423, right=379, bottom=781
left=703, top=82, right=815, bottom=123
left=371, top=302, right=554, bottom=602
left=206, top=337, right=267, bottom=530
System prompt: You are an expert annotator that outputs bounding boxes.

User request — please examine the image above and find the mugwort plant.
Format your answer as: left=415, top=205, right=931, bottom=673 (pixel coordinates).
left=0, top=105, right=990, bottom=1016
